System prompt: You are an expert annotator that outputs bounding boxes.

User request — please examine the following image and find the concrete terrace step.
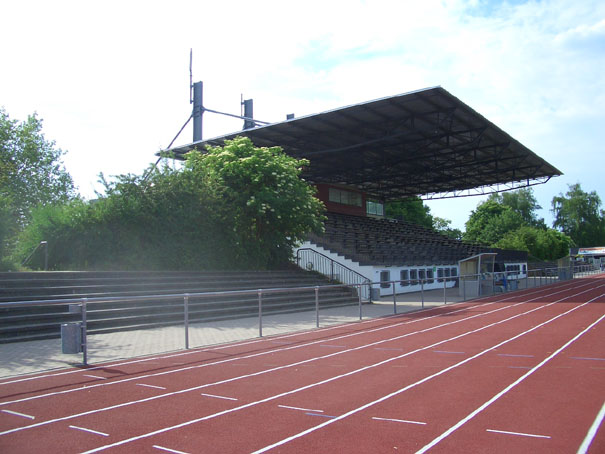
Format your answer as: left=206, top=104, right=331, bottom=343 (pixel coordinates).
left=0, top=270, right=359, bottom=343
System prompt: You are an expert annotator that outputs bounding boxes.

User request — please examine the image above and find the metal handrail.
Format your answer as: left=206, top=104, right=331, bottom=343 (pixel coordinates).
left=21, top=240, right=48, bottom=270
left=296, top=248, right=371, bottom=298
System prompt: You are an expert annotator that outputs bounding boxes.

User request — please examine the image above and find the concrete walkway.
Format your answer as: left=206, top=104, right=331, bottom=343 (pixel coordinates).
left=0, top=288, right=465, bottom=379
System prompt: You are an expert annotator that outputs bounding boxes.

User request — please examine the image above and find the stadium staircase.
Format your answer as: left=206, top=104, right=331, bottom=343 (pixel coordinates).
left=0, top=269, right=359, bottom=343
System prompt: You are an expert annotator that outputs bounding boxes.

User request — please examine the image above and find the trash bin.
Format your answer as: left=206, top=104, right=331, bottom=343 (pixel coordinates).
left=61, top=322, right=82, bottom=354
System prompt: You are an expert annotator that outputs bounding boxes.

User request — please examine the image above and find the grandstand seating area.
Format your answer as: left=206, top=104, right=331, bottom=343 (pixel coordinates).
left=307, top=212, right=525, bottom=267
left=0, top=269, right=358, bottom=343
left=308, top=212, right=483, bottom=266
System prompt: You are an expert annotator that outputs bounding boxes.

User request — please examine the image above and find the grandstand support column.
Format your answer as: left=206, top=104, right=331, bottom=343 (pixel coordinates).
left=184, top=294, right=190, bottom=350
left=258, top=290, right=263, bottom=337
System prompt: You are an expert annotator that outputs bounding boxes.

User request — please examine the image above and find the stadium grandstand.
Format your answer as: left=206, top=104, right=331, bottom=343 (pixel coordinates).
left=165, top=86, right=561, bottom=296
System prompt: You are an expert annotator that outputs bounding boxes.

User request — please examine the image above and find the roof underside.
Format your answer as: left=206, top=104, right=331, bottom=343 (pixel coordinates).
left=165, top=86, right=562, bottom=201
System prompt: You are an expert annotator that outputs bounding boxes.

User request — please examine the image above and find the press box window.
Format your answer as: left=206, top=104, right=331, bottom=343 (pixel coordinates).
left=410, top=269, right=418, bottom=285
left=366, top=200, right=384, bottom=216
left=400, top=269, right=409, bottom=286
left=329, top=188, right=362, bottom=207
left=380, top=270, right=390, bottom=288
left=426, top=269, right=434, bottom=284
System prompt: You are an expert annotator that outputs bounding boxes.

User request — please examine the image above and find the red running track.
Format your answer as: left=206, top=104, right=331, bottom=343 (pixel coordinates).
left=1, top=277, right=604, bottom=453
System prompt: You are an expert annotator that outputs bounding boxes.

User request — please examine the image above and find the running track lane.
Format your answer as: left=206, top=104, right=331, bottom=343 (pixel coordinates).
left=0, top=278, right=600, bottom=452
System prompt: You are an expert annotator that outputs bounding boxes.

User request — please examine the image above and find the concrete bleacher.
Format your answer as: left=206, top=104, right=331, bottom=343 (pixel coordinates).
left=0, top=269, right=359, bottom=343
left=308, top=212, right=484, bottom=267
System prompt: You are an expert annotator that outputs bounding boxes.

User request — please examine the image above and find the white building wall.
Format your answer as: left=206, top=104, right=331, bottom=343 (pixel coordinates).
left=296, top=242, right=459, bottom=297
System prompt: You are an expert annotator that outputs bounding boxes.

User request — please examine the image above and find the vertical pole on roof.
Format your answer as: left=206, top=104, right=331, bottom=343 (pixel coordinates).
left=392, top=282, right=397, bottom=314
left=315, top=286, right=319, bottom=328
left=184, top=294, right=190, bottom=350
left=81, top=298, right=88, bottom=366
left=358, top=284, right=362, bottom=320
left=192, top=81, right=204, bottom=141
left=258, top=290, right=263, bottom=337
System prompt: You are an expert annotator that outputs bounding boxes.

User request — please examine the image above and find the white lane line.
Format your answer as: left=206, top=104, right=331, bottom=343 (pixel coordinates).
left=497, top=353, right=534, bottom=358
left=248, top=290, right=605, bottom=454
left=3, top=281, right=593, bottom=442
left=416, top=309, right=605, bottom=454
left=0, top=298, right=488, bottom=406
left=1, top=409, right=35, bottom=419
left=4, top=276, right=570, bottom=387
left=201, top=393, right=238, bottom=401
left=153, top=445, right=191, bottom=454
left=83, top=375, right=106, bottom=380
left=80, top=292, right=591, bottom=454
left=577, top=400, right=605, bottom=454
left=278, top=405, right=324, bottom=413
left=136, top=384, right=167, bottom=390
left=373, top=417, right=426, bottom=425
left=486, top=428, right=550, bottom=439
left=69, top=425, right=109, bottom=436
left=0, top=300, right=519, bottom=437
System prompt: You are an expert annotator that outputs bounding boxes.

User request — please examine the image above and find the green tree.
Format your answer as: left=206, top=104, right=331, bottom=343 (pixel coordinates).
left=385, top=197, right=433, bottom=229
left=0, top=108, right=75, bottom=270
left=432, top=216, right=463, bottom=240
left=463, top=200, right=525, bottom=245
left=190, top=136, right=326, bottom=267
left=488, top=188, right=545, bottom=228
left=552, top=183, right=605, bottom=247
left=495, top=226, right=572, bottom=261
left=19, top=137, right=325, bottom=270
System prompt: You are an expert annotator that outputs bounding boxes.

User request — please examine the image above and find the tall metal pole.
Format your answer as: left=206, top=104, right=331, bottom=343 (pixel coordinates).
left=192, top=81, right=204, bottom=142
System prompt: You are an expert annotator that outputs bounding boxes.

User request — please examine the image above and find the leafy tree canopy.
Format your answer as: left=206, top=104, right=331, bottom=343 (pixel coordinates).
left=1, top=108, right=75, bottom=270
left=385, top=197, right=433, bottom=229
left=19, top=137, right=325, bottom=271
left=488, top=188, right=545, bottom=228
left=552, top=183, right=605, bottom=247
left=0, top=108, right=75, bottom=221
left=494, top=225, right=573, bottom=261
left=463, top=200, right=525, bottom=245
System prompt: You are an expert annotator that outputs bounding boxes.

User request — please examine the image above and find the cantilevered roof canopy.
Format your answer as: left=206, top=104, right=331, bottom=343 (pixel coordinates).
left=165, top=86, right=562, bottom=201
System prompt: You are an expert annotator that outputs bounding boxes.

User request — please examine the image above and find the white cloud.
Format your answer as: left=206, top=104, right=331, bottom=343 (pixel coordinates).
left=1, top=0, right=603, bottom=230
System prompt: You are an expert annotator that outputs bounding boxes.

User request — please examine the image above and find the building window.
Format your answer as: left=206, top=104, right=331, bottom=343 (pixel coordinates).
left=410, top=269, right=418, bottom=285
left=366, top=200, right=384, bottom=216
left=329, top=188, right=362, bottom=207
left=418, top=269, right=426, bottom=283
left=380, top=270, right=390, bottom=288
left=437, top=268, right=444, bottom=282
left=426, top=269, right=434, bottom=284
left=400, top=269, right=409, bottom=286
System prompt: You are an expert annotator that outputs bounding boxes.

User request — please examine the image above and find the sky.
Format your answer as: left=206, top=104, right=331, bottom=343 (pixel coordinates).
left=1, top=0, right=604, bottom=230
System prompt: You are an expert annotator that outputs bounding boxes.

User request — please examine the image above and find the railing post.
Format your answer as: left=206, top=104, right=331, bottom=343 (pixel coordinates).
left=315, top=286, right=320, bottom=328
left=421, top=279, right=425, bottom=308
left=358, top=284, right=362, bottom=320
left=258, top=289, right=263, bottom=338
left=462, top=276, right=466, bottom=301
left=331, top=260, right=334, bottom=281
left=443, top=277, right=447, bottom=304
left=81, top=298, right=88, bottom=366
left=184, top=294, right=190, bottom=349
left=392, top=281, right=397, bottom=314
